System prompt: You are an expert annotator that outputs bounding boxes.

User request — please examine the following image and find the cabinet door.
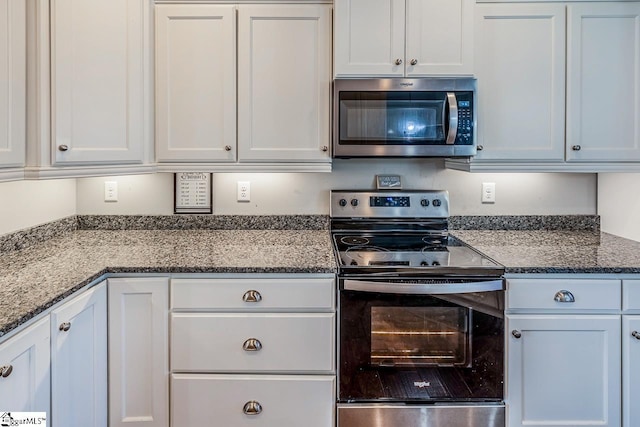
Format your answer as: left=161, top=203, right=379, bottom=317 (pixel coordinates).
left=0, top=317, right=50, bottom=413
left=474, top=3, right=566, bottom=162
left=334, top=0, right=405, bottom=77
left=0, top=0, right=25, bottom=170
left=567, top=2, right=640, bottom=162
left=623, top=315, right=640, bottom=427
left=155, top=5, right=236, bottom=163
left=507, top=315, right=621, bottom=427
left=51, top=0, right=149, bottom=165
left=51, top=284, right=107, bottom=427
left=108, top=278, right=169, bottom=427
left=405, top=0, right=473, bottom=76
left=237, top=5, right=331, bottom=162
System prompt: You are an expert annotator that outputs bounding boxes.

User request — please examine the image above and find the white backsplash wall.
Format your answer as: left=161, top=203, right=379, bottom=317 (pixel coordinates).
left=76, top=160, right=597, bottom=216
left=0, top=179, right=77, bottom=235
left=598, top=173, right=640, bottom=241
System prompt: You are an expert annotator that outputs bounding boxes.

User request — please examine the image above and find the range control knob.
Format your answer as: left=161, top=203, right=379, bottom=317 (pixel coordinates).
left=338, top=199, right=347, bottom=207
left=420, top=261, right=429, bottom=266
left=420, top=199, right=429, bottom=207
left=351, top=199, right=359, bottom=207
left=432, top=199, right=442, bottom=207
left=432, top=261, right=441, bottom=266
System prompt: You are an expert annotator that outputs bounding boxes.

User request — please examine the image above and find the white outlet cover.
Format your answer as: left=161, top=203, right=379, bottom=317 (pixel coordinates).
left=237, top=181, right=250, bottom=202
left=482, top=182, right=496, bottom=203
left=104, top=181, right=118, bottom=202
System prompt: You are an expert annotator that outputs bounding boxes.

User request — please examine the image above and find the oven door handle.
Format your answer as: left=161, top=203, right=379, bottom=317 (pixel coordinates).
left=343, top=278, right=504, bottom=295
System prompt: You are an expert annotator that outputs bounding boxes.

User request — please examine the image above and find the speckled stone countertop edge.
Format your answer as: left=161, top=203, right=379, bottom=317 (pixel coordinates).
left=449, top=215, right=600, bottom=231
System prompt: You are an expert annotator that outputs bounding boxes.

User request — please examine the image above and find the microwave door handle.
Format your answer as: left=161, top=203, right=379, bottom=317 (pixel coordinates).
left=445, top=92, right=458, bottom=144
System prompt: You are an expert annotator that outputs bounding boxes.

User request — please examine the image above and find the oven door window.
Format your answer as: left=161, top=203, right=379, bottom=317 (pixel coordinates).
left=339, top=92, right=446, bottom=144
left=339, top=289, right=504, bottom=402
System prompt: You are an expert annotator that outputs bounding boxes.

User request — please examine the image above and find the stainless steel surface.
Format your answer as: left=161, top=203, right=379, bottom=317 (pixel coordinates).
left=511, top=330, right=522, bottom=339
left=632, top=331, right=640, bottom=340
left=395, top=59, right=403, bottom=65
left=58, top=144, right=69, bottom=152
left=572, top=145, right=582, bottom=151
left=410, top=59, right=418, bottom=65
left=330, top=190, right=449, bottom=219
left=242, top=290, right=262, bottom=303
left=337, top=404, right=505, bottom=427
left=553, top=290, right=576, bottom=303
left=243, top=401, right=262, bottom=415
left=446, top=92, right=458, bottom=145
left=332, top=78, right=477, bottom=158
left=59, top=322, right=71, bottom=332
left=242, top=338, right=262, bottom=351
left=224, top=145, right=232, bottom=151
left=344, top=278, right=504, bottom=295
left=0, top=365, right=12, bottom=378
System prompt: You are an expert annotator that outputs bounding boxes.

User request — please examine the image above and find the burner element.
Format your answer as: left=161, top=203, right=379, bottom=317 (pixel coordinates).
left=341, top=236, right=370, bottom=246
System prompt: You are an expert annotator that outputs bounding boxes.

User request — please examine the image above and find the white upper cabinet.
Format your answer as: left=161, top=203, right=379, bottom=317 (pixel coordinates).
left=334, top=0, right=474, bottom=77
left=155, top=5, right=236, bottom=163
left=26, top=0, right=154, bottom=178
left=566, top=2, right=640, bottom=162
left=237, top=5, right=332, bottom=162
left=0, top=0, right=26, bottom=179
left=155, top=3, right=332, bottom=171
left=473, top=3, right=566, bottom=163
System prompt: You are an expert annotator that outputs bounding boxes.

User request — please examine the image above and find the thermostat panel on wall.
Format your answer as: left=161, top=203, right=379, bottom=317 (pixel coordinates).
left=174, top=172, right=212, bottom=214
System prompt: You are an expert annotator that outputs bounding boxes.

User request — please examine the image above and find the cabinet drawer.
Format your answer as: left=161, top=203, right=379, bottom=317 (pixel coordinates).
left=507, top=279, right=621, bottom=311
left=171, top=313, right=335, bottom=372
left=171, top=374, right=335, bottom=427
left=171, top=277, right=335, bottom=311
left=623, top=280, right=640, bottom=311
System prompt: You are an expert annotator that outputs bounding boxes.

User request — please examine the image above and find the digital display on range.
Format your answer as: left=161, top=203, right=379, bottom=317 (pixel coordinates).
left=370, top=196, right=410, bottom=207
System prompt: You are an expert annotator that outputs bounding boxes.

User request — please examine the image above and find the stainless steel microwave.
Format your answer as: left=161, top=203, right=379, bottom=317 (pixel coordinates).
left=333, top=78, right=477, bottom=158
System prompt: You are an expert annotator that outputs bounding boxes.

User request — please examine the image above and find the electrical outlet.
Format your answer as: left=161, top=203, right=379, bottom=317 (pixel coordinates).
left=104, top=181, right=118, bottom=202
left=482, top=182, right=496, bottom=203
left=237, top=181, right=250, bottom=202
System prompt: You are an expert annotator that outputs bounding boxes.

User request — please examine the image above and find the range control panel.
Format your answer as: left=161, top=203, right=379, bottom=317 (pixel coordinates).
left=330, top=190, right=449, bottom=218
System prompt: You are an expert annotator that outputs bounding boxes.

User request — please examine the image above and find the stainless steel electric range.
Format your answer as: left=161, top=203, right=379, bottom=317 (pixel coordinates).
left=331, top=190, right=505, bottom=427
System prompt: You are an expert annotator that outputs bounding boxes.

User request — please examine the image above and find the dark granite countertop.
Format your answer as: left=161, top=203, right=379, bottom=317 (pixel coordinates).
left=0, top=217, right=336, bottom=338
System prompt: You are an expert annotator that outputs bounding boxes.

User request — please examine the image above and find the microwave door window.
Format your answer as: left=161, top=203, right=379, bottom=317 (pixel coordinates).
left=339, top=96, right=445, bottom=144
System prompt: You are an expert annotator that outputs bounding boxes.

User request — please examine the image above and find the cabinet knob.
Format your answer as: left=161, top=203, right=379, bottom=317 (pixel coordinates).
left=321, top=146, right=328, bottom=152
left=394, top=58, right=403, bottom=66
left=553, top=290, right=575, bottom=303
left=511, top=330, right=522, bottom=339
left=477, top=145, right=484, bottom=151
left=242, top=338, right=263, bottom=352
left=0, top=365, right=13, bottom=378
left=224, top=145, right=232, bottom=151
left=410, top=59, right=418, bottom=66
left=59, top=322, right=71, bottom=332
left=243, top=400, right=262, bottom=415
left=572, top=145, right=581, bottom=151
left=242, top=290, right=262, bottom=303
left=58, top=144, right=69, bottom=152
left=632, top=331, right=640, bottom=340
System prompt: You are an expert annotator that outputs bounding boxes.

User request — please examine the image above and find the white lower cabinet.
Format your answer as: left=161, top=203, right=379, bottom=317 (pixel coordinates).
left=623, top=280, right=640, bottom=427
left=108, top=277, right=169, bottom=427
left=0, top=317, right=50, bottom=413
left=50, top=282, right=107, bottom=427
left=172, top=374, right=335, bottom=426
left=170, top=275, right=336, bottom=427
left=506, top=277, right=622, bottom=427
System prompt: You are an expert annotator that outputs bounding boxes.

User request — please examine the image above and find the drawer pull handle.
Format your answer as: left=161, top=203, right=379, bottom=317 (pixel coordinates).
left=0, top=365, right=13, bottom=378
left=243, top=400, right=262, bottom=415
left=59, top=322, right=71, bottom=332
left=554, top=290, right=575, bottom=303
left=633, top=331, right=640, bottom=340
left=243, top=338, right=262, bottom=351
left=242, top=290, right=262, bottom=303
left=512, top=330, right=522, bottom=339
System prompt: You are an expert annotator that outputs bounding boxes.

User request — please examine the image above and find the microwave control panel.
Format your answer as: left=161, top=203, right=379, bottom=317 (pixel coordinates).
left=455, top=94, right=474, bottom=145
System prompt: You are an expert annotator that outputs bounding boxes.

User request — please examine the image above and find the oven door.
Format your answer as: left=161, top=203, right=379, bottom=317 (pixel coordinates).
left=338, top=278, right=504, bottom=403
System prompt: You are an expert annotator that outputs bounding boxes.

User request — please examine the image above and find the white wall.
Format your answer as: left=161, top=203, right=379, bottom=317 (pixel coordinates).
left=76, top=160, right=597, bottom=216
left=0, top=179, right=77, bottom=235
left=598, top=173, right=640, bottom=241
